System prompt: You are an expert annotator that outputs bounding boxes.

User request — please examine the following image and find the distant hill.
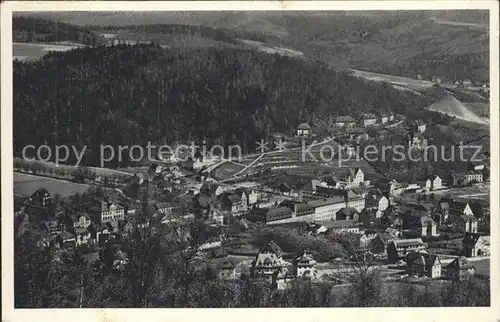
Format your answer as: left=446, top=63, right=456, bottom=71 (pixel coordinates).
left=18, top=11, right=490, bottom=82
left=13, top=16, right=105, bottom=45
left=427, top=94, right=489, bottom=125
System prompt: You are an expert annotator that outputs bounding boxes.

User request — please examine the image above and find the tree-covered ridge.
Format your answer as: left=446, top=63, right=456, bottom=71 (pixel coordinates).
left=14, top=44, right=431, bottom=166
left=13, top=16, right=105, bottom=45
left=93, top=23, right=276, bottom=44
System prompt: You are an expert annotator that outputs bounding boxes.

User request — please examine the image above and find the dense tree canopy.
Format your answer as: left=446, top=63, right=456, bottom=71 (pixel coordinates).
left=14, top=43, right=430, bottom=166
left=13, top=17, right=105, bottom=45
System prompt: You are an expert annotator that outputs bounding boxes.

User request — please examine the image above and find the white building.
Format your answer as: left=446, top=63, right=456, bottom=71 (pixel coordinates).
left=297, top=123, right=312, bottom=136
left=425, top=175, right=443, bottom=191
left=99, top=201, right=125, bottom=223
left=294, top=251, right=318, bottom=279
left=363, top=114, right=378, bottom=126
left=464, top=171, right=483, bottom=184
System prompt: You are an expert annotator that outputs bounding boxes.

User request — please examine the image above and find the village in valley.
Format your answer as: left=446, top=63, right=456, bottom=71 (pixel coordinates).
left=14, top=108, right=491, bottom=293
left=11, top=10, right=492, bottom=308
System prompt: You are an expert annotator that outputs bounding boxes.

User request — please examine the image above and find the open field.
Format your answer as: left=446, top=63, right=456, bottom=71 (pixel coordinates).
left=211, top=162, right=247, bottom=181
left=349, top=68, right=437, bottom=91
left=13, top=42, right=84, bottom=61
left=14, top=158, right=135, bottom=178
left=14, top=172, right=92, bottom=198
left=431, top=183, right=490, bottom=202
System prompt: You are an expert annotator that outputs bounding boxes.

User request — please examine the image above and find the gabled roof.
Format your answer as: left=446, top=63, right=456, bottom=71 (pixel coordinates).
left=266, top=206, right=293, bottom=220
left=463, top=232, right=482, bottom=245
left=260, top=241, right=283, bottom=258
left=44, top=219, right=59, bottom=229
left=218, top=258, right=235, bottom=270
left=61, top=231, right=75, bottom=240
left=428, top=174, right=441, bottom=181
left=407, top=251, right=440, bottom=266
left=391, top=238, right=425, bottom=248
left=298, top=123, right=312, bottom=130
left=74, top=227, right=89, bottom=235
left=362, top=113, right=377, bottom=119
left=226, top=194, right=242, bottom=204
left=446, top=256, right=474, bottom=270
left=420, top=215, right=436, bottom=226
left=295, top=251, right=317, bottom=265
left=32, top=188, right=51, bottom=199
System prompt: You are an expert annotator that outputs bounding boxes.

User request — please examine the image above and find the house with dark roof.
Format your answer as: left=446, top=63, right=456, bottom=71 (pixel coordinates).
left=346, top=127, right=370, bottom=142
left=447, top=171, right=465, bottom=187
left=217, top=258, right=236, bottom=280
left=66, top=213, right=92, bottom=229
left=220, top=191, right=248, bottom=215
left=334, top=167, right=365, bottom=188
left=453, top=213, right=478, bottom=233
left=436, top=201, right=450, bottom=224
left=420, top=216, right=438, bottom=237
left=294, top=251, right=318, bottom=278
left=296, top=123, right=312, bottom=136
left=462, top=233, right=486, bottom=257
left=369, top=232, right=398, bottom=255
left=445, top=256, right=475, bottom=280
left=44, top=219, right=62, bottom=236
left=387, top=238, right=427, bottom=264
left=194, top=192, right=221, bottom=220
left=74, top=226, right=93, bottom=246
left=365, top=193, right=389, bottom=218
left=148, top=163, right=163, bottom=177
left=362, top=113, right=377, bottom=126
left=415, top=120, right=427, bottom=133
left=200, top=182, right=223, bottom=197
left=380, top=113, right=390, bottom=124
left=30, top=188, right=53, bottom=207
left=251, top=242, right=288, bottom=283
left=58, top=231, right=76, bottom=248
left=408, top=132, right=428, bottom=149
left=406, top=251, right=442, bottom=278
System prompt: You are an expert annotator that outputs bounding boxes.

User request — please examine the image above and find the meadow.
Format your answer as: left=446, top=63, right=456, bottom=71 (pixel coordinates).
left=14, top=172, right=91, bottom=198
left=13, top=42, right=83, bottom=61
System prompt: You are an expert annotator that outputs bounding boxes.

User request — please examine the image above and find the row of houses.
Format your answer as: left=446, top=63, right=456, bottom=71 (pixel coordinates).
left=265, top=185, right=366, bottom=225
left=219, top=239, right=478, bottom=288
left=334, top=113, right=396, bottom=128
left=365, top=223, right=488, bottom=260
left=295, top=113, right=397, bottom=137
left=24, top=187, right=177, bottom=248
